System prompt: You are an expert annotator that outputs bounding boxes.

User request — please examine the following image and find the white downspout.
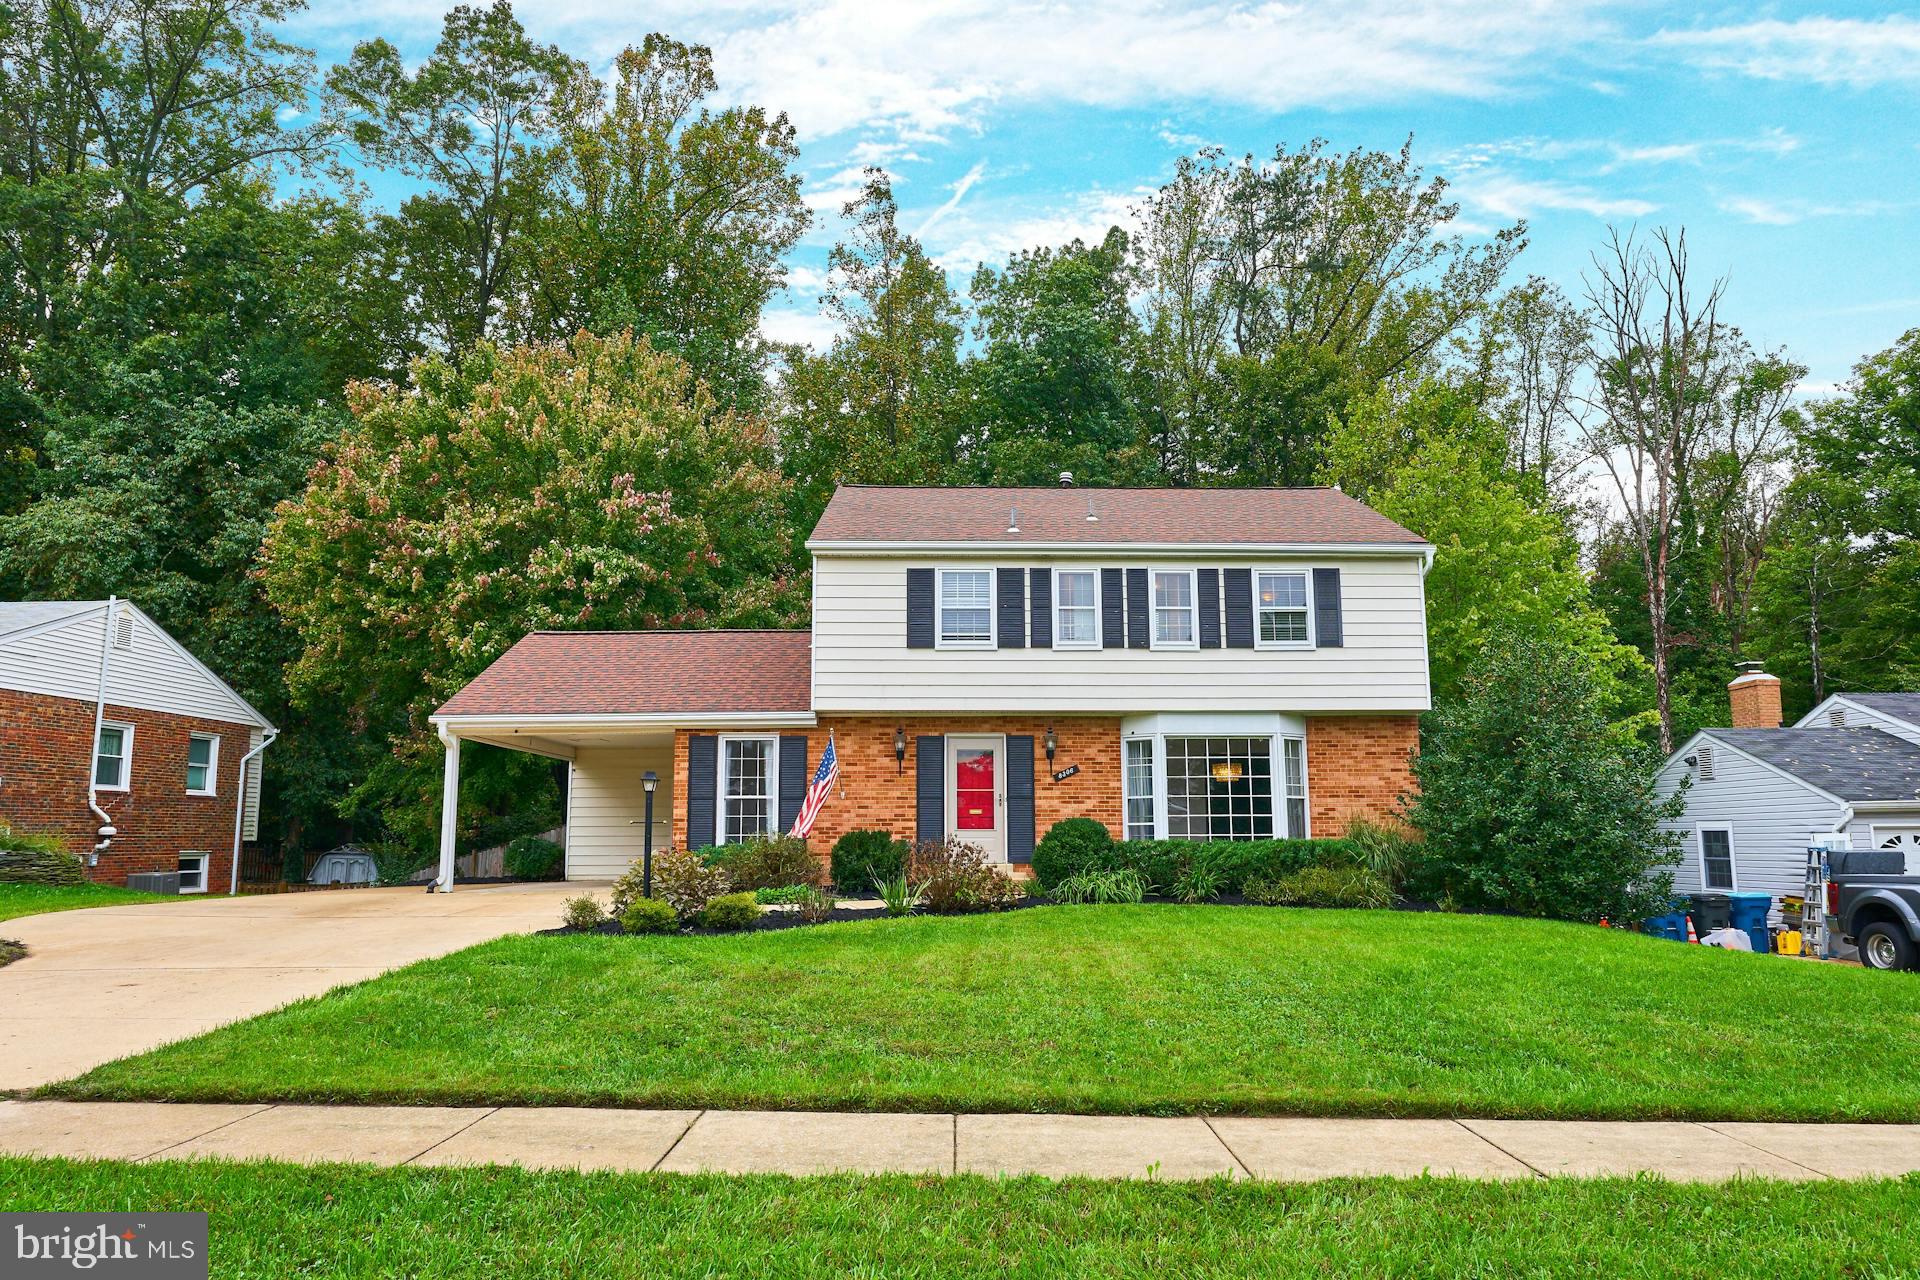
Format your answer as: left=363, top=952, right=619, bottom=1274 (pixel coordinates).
left=227, top=730, right=278, bottom=896
left=86, top=597, right=119, bottom=866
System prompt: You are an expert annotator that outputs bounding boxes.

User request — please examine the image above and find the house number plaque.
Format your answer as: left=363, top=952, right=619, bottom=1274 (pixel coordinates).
left=1051, top=765, right=1080, bottom=782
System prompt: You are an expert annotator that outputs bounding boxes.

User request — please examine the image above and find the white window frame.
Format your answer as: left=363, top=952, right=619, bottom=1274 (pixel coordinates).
left=1282, top=735, right=1309, bottom=838
left=1254, top=567, right=1315, bottom=651
left=1149, top=568, right=1200, bottom=651
left=716, top=734, right=779, bottom=846
left=94, top=720, right=134, bottom=792
left=186, top=732, right=219, bottom=796
left=935, top=567, right=997, bottom=650
left=1696, top=822, right=1737, bottom=892
left=1122, top=735, right=1156, bottom=840
left=1052, top=567, right=1101, bottom=651
left=177, top=852, right=209, bottom=894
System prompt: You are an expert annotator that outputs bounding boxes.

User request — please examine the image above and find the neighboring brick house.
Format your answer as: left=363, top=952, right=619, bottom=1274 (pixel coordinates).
left=0, top=599, right=275, bottom=891
left=428, top=484, right=1433, bottom=887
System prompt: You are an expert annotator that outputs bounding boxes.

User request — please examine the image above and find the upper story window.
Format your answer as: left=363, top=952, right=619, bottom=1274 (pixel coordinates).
left=1151, top=570, right=1197, bottom=649
left=720, top=735, right=776, bottom=844
left=1054, top=569, right=1099, bottom=649
left=94, top=722, right=133, bottom=791
left=938, top=569, right=994, bottom=648
left=186, top=733, right=218, bottom=796
left=1257, top=571, right=1311, bottom=648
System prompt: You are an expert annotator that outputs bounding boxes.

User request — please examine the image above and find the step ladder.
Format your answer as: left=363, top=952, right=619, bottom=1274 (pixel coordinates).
left=1802, top=845, right=1829, bottom=958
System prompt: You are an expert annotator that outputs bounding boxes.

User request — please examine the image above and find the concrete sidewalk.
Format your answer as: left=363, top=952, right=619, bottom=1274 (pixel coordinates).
left=4, top=1100, right=1918, bottom=1181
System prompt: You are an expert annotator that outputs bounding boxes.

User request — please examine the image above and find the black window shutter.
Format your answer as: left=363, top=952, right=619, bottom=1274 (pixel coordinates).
left=916, top=735, right=946, bottom=843
left=1028, top=569, right=1052, bottom=648
left=1197, top=568, right=1222, bottom=649
left=687, top=734, right=718, bottom=849
left=906, top=568, right=935, bottom=648
left=1006, top=735, right=1035, bottom=864
left=777, top=736, right=809, bottom=833
left=1223, top=568, right=1254, bottom=648
left=1313, top=567, right=1344, bottom=648
left=1100, top=569, right=1124, bottom=649
left=1125, top=568, right=1149, bottom=649
left=996, top=568, right=1025, bottom=648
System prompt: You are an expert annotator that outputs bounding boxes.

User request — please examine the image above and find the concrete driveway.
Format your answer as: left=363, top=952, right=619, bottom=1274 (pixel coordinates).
left=0, top=883, right=580, bottom=1090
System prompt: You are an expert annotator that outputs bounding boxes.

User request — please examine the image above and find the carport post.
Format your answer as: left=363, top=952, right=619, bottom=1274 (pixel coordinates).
left=435, top=729, right=461, bottom=893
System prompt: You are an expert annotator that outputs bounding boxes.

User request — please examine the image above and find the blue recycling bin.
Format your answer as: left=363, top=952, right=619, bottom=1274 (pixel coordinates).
left=1642, top=897, right=1691, bottom=942
left=1728, top=892, right=1773, bottom=953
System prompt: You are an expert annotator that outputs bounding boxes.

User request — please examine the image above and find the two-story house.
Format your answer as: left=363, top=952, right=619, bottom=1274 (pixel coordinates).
left=0, top=599, right=275, bottom=892
left=428, top=484, right=1434, bottom=887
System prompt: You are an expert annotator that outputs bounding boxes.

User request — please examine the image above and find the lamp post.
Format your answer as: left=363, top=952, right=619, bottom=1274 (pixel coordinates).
left=641, top=770, right=658, bottom=898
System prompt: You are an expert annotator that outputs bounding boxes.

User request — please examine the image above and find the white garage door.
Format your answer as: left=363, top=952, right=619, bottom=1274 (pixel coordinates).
left=1874, top=827, right=1920, bottom=877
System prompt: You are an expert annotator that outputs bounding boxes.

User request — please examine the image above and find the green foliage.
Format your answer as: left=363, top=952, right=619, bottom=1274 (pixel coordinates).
left=697, top=892, right=763, bottom=931
left=904, top=837, right=1021, bottom=913
left=368, top=839, right=435, bottom=887
left=608, top=863, right=651, bottom=920
left=618, top=897, right=678, bottom=935
left=1110, top=838, right=1356, bottom=895
left=793, top=887, right=837, bottom=924
left=1246, top=866, right=1394, bottom=909
left=1172, top=863, right=1226, bottom=903
left=875, top=874, right=928, bottom=918
left=0, top=823, right=84, bottom=886
left=560, top=895, right=606, bottom=930
left=829, top=828, right=910, bottom=894
left=652, top=846, right=732, bottom=922
left=1408, top=627, right=1684, bottom=923
left=1050, top=868, right=1146, bottom=905
left=752, top=885, right=816, bottom=905
left=707, top=835, right=821, bottom=892
left=1344, top=819, right=1417, bottom=889
left=1031, top=818, right=1115, bottom=890
left=504, top=836, right=563, bottom=881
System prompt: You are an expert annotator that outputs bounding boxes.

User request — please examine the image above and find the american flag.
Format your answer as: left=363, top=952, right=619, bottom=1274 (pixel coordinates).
left=789, top=732, right=839, bottom=838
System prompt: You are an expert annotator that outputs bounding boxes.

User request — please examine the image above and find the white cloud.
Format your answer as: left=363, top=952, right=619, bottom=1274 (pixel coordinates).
left=915, top=160, right=988, bottom=238
left=1720, top=195, right=1899, bottom=226
left=803, top=165, right=880, bottom=212
left=1457, top=173, right=1657, bottom=221
left=1654, top=16, right=1920, bottom=87
left=925, top=185, right=1151, bottom=275
left=759, top=306, right=841, bottom=350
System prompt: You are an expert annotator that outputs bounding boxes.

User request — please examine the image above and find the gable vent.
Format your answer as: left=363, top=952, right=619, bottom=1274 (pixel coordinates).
left=1829, top=707, right=1847, bottom=727
left=113, top=613, right=135, bottom=649
left=1697, top=744, right=1715, bottom=781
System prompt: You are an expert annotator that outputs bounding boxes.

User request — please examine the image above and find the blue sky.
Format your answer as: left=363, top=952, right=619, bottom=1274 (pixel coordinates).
left=286, top=2, right=1920, bottom=391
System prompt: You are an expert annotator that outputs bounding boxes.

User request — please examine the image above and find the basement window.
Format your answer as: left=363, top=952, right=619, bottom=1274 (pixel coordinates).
left=177, top=852, right=209, bottom=894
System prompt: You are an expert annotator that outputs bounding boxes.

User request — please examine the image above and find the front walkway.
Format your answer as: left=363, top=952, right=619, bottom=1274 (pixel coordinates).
left=0, top=883, right=579, bottom=1089
left=4, top=1101, right=1918, bottom=1181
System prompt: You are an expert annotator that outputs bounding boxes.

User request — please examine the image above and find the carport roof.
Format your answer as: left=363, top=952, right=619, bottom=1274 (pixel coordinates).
left=435, top=630, right=812, bottom=718
left=1705, top=727, right=1920, bottom=802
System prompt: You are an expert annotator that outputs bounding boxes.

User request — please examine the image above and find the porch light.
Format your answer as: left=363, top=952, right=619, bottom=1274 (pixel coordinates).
left=1044, top=725, right=1057, bottom=766
left=894, top=726, right=907, bottom=775
left=1210, top=761, right=1244, bottom=783
left=642, top=771, right=658, bottom=795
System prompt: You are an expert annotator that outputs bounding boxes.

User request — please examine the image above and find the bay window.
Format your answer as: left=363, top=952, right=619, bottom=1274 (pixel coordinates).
left=1123, top=738, right=1155, bottom=840
left=1283, top=737, right=1307, bottom=837
left=1165, top=736, right=1273, bottom=840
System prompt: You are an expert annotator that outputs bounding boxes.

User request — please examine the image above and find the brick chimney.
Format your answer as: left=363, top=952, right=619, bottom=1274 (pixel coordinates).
left=1728, top=662, right=1782, bottom=729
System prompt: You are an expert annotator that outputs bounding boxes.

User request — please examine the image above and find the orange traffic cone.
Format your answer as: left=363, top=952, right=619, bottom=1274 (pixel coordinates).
left=1686, top=914, right=1699, bottom=944
left=1598, top=916, right=1610, bottom=928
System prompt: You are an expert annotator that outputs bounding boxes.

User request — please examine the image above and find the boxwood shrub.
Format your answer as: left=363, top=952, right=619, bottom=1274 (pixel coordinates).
left=1032, top=818, right=1357, bottom=895
left=1031, top=817, right=1114, bottom=890
left=829, top=828, right=910, bottom=894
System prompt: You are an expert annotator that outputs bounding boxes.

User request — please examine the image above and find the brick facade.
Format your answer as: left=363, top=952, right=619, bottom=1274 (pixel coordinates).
left=1305, top=714, right=1420, bottom=835
left=0, top=687, right=252, bottom=888
left=668, top=712, right=1417, bottom=860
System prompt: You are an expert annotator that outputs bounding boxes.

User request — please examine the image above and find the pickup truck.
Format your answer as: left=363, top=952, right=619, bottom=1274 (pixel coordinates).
left=1832, top=847, right=1920, bottom=971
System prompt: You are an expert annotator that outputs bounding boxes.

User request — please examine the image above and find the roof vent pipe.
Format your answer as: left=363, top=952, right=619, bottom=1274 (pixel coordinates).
left=1058, top=472, right=1074, bottom=488
left=1085, top=497, right=1098, bottom=523
left=1006, top=505, right=1020, bottom=535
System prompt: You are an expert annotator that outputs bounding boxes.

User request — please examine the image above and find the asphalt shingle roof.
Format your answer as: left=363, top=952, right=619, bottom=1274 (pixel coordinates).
left=808, top=486, right=1428, bottom=547
left=1706, top=727, right=1920, bottom=802
left=0, top=600, right=100, bottom=640
left=1842, top=693, right=1920, bottom=726
left=435, top=630, right=812, bottom=719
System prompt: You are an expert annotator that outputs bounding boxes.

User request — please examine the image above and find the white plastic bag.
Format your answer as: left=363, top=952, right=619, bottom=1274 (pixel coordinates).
left=1702, top=927, right=1753, bottom=951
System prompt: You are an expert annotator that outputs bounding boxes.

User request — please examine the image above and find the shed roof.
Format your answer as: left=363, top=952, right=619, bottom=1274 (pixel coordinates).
left=1706, top=727, right=1920, bottom=803
left=435, top=630, right=812, bottom=719
left=808, top=486, right=1427, bottom=548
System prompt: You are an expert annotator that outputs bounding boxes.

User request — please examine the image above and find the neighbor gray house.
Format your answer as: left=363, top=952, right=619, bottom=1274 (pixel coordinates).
left=1655, top=674, right=1920, bottom=924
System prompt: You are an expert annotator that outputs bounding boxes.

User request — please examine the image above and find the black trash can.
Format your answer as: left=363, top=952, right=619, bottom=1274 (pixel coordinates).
left=1688, top=892, right=1732, bottom=934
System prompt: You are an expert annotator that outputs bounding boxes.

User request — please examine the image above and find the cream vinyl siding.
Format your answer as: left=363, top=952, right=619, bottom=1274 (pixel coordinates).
left=566, top=744, right=674, bottom=881
left=0, top=605, right=267, bottom=728
left=811, top=553, right=1431, bottom=713
left=1655, top=735, right=1845, bottom=925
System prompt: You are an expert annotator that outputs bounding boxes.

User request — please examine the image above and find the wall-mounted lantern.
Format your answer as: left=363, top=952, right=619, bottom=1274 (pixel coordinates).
left=894, top=726, right=907, bottom=775
left=1044, top=725, right=1057, bottom=767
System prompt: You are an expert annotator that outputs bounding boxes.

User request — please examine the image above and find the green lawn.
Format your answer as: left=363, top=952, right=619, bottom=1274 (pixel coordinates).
left=54, top=906, right=1920, bottom=1120
left=0, top=882, right=184, bottom=925
left=6, top=1157, right=1919, bottom=1278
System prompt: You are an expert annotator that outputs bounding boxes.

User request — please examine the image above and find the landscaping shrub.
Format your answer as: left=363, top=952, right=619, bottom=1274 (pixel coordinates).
left=698, top=892, right=763, bottom=931
left=1051, top=867, right=1146, bottom=904
left=0, top=824, right=83, bottom=885
left=794, top=886, right=837, bottom=923
left=753, top=884, right=816, bottom=905
left=1108, top=837, right=1353, bottom=895
left=1407, top=627, right=1683, bottom=922
left=1031, top=818, right=1114, bottom=890
left=876, top=873, right=927, bottom=918
left=561, top=895, right=606, bottom=930
left=369, top=838, right=435, bottom=886
left=1344, top=818, right=1417, bottom=889
left=905, top=837, right=1022, bottom=912
left=653, top=846, right=731, bottom=921
left=708, top=835, right=822, bottom=891
left=830, top=828, right=909, bottom=893
left=504, top=835, right=563, bottom=881
left=608, top=863, right=652, bottom=918
left=619, top=897, right=678, bottom=934
left=1173, top=862, right=1225, bottom=903
left=1247, top=865, right=1394, bottom=909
